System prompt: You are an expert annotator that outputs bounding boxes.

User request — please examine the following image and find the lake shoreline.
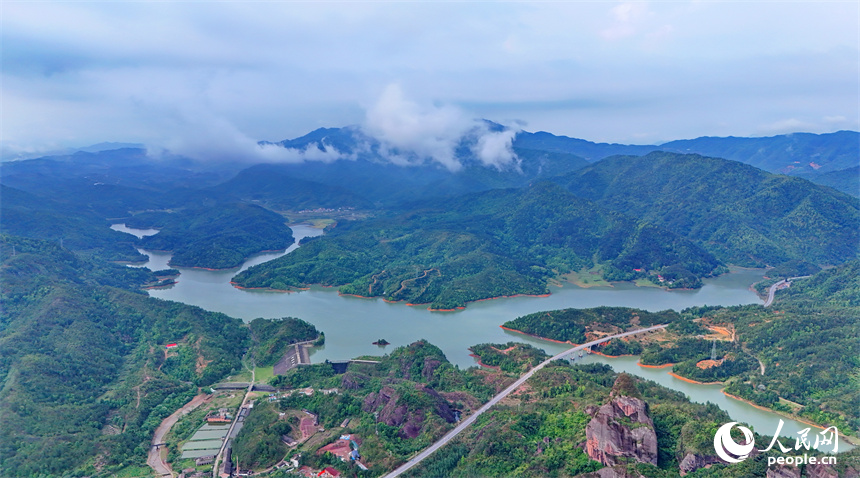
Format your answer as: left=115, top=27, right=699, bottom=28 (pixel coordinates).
left=668, top=371, right=723, bottom=385
left=140, top=225, right=850, bottom=449
left=496, top=325, right=857, bottom=444
left=336, top=292, right=554, bottom=311
left=722, top=391, right=860, bottom=445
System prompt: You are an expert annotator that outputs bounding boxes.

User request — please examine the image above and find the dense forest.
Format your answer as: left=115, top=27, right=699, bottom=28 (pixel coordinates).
left=248, top=317, right=320, bottom=366
left=0, top=185, right=145, bottom=262
left=133, top=203, right=294, bottom=269
left=0, top=235, right=254, bottom=477
left=233, top=182, right=723, bottom=308
left=469, top=342, right=549, bottom=373
left=711, top=261, right=860, bottom=433
left=1, top=131, right=858, bottom=477
left=501, top=263, right=860, bottom=437
left=503, top=307, right=681, bottom=343
left=556, top=151, right=860, bottom=267
left=247, top=340, right=856, bottom=478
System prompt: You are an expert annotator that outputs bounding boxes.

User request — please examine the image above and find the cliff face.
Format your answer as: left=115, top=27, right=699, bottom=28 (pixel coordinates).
left=585, top=375, right=658, bottom=467
left=574, top=465, right=648, bottom=478
left=361, top=383, right=456, bottom=439
left=678, top=452, right=722, bottom=475
left=807, top=462, right=860, bottom=478
left=766, top=465, right=801, bottom=478
left=806, top=464, right=839, bottom=478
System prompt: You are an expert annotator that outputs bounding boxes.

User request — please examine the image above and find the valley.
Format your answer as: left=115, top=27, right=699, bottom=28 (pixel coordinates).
left=1, top=128, right=858, bottom=477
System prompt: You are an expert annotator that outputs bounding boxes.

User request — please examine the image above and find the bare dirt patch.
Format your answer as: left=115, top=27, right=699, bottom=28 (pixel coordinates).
left=696, top=359, right=724, bottom=369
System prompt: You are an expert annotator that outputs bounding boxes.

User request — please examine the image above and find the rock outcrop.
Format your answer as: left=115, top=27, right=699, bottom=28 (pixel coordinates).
left=361, top=383, right=456, bottom=439
left=807, top=462, right=859, bottom=478
left=678, top=452, right=722, bottom=474
left=574, top=465, right=648, bottom=478
left=391, top=340, right=447, bottom=382
left=340, top=372, right=369, bottom=390
left=766, top=464, right=801, bottom=478
left=806, top=463, right=840, bottom=478
left=585, top=374, right=658, bottom=467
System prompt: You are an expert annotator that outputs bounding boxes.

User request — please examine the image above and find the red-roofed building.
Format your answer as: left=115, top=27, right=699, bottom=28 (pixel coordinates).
left=318, top=467, right=341, bottom=478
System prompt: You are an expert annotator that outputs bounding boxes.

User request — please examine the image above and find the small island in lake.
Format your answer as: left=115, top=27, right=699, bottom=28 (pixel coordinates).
left=372, top=339, right=390, bottom=346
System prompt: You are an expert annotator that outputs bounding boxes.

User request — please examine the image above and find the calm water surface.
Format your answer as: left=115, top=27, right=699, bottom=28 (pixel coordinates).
left=116, top=224, right=852, bottom=449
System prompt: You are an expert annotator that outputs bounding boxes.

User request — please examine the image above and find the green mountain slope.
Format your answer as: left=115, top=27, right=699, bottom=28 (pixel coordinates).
left=135, top=203, right=294, bottom=269
left=556, top=151, right=860, bottom=267
left=233, top=182, right=723, bottom=309
left=512, top=129, right=859, bottom=176
left=685, top=261, right=860, bottom=434
left=807, top=165, right=860, bottom=197
left=0, top=235, right=250, bottom=477
left=660, top=130, right=860, bottom=175
left=0, top=185, right=145, bottom=262
left=208, top=165, right=375, bottom=210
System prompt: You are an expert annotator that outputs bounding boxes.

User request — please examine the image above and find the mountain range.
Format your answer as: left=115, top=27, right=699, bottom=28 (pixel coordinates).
left=265, top=125, right=859, bottom=196
left=1, top=124, right=859, bottom=477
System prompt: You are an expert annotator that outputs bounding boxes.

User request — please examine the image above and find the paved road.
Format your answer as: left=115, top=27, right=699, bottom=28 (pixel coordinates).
left=763, top=275, right=810, bottom=308
left=147, top=394, right=208, bottom=478
left=382, top=324, right=668, bottom=478
left=763, top=279, right=787, bottom=307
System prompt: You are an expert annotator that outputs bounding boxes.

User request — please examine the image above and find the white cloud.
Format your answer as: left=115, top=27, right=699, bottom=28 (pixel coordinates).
left=257, top=142, right=351, bottom=163
left=1, top=2, right=856, bottom=151
left=362, top=84, right=519, bottom=172
left=146, top=106, right=352, bottom=164
left=472, top=127, right=520, bottom=170
left=363, top=84, right=470, bottom=171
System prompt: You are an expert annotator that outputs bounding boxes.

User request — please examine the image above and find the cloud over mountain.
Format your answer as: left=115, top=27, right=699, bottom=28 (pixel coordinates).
left=362, top=84, right=519, bottom=171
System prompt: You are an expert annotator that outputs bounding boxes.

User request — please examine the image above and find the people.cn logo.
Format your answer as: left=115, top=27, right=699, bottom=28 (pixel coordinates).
left=713, top=422, right=756, bottom=463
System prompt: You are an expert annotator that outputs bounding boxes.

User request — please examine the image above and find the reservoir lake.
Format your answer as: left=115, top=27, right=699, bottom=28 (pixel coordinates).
left=113, top=223, right=852, bottom=449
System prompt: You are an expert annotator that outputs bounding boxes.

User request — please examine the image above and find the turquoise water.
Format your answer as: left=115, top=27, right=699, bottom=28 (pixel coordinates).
left=117, top=224, right=852, bottom=450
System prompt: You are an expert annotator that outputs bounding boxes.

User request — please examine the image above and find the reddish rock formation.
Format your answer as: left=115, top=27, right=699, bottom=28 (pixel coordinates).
left=585, top=374, right=658, bottom=467
left=766, top=464, right=801, bottom=478
left=574, top=465, right=647, bottom=478
left=806, top=463, right=840, bottom=478
left=421, top=357, right=442, bottom=381
left=361, top=383, right=455, bottom=439
left=678, top=453, right=722, bottom=475
left=340, top=372, right=369, bottom=390
left=808, top=462, right=859, bottom=478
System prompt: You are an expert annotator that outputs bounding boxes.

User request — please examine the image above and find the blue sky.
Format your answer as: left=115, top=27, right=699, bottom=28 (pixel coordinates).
left=2, top=1, right=858, bottom=161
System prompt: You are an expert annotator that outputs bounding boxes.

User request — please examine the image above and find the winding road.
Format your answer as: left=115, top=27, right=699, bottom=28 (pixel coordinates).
left=147, top=394, right=209, bottom=478
left=382, top=324, right=668, bottom=478
left=763, top=276, right=810, bottom=307
left=763, top=279, right=787, bottom=307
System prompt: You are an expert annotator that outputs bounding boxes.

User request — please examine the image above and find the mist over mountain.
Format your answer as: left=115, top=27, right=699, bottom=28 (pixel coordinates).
left=2, top=125, right=859, bottom=478
left=257, top=125, right=859, bottom=196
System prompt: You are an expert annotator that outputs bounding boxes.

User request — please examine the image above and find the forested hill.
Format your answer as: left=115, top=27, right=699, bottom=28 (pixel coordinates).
left=232, top=182, right=723, bottom=309
left=659, top=130, right=859, bottom=176
left=555, top=151, right=860, bottom=268
left=0, top=235, right=250, bottom=477
left=134, top=203, right=295, bottom=269
left=207, top=165, right=375, bottom=210
left=0, top=184, right=145, bottom=262
left=227, top=145, right=590, bottom=206
left=511, top=129, right=858, bottom=175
